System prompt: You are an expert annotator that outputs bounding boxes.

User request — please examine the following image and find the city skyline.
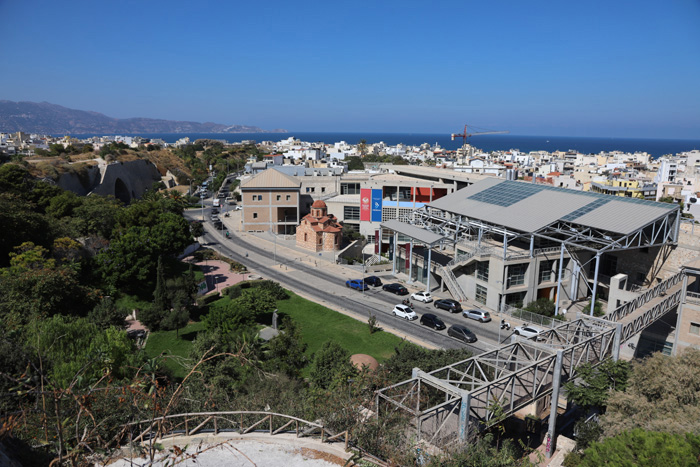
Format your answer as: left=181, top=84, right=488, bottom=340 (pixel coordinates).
left=1, top=0, right=699, bottom=139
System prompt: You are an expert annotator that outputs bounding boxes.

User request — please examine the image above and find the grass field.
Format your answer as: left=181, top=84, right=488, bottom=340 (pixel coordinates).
left=143, top=291, right=406, bottom=379
left=276, top=292, right=406, bottom=363
left=144, top=321, right=206, bottom=379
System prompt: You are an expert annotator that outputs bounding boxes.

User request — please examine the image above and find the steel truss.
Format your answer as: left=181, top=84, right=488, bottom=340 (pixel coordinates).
left=605, top=271, right=685, bottom=342
left=375, top=317, right=619, bottom=447
left=407, top=204, right=679, bottom=254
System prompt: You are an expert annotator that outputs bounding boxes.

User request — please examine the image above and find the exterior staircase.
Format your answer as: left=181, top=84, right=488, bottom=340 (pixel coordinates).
left=437, top=246, right=493, bottom=302
left=440, top=265, right=468, bottom=302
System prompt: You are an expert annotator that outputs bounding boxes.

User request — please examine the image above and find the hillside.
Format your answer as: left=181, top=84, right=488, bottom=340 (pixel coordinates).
left=0, top=100, right=286, bottom=134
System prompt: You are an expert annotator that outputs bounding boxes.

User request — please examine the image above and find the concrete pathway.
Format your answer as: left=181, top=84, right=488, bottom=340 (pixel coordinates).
left=109, top=433, right=351, bottom=467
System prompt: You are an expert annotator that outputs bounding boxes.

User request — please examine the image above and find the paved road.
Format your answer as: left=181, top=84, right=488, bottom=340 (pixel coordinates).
left=187, top=207, right=514, bottom=353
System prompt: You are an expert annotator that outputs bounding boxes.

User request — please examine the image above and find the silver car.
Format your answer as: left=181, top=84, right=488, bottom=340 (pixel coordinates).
left=463, top=309, right=492, bottom=323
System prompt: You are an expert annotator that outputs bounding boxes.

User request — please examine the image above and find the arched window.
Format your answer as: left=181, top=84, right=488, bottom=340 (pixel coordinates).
left=304, top=233, right=308, bottom=242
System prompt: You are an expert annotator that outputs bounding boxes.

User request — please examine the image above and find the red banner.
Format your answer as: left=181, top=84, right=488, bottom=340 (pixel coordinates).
left=360, top=188, right=371, bottom=221
left=405, top=243, right=411, bottom=269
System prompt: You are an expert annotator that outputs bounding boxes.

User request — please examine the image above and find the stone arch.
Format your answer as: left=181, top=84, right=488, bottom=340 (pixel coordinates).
left=114, top=177, right=131, bottom=204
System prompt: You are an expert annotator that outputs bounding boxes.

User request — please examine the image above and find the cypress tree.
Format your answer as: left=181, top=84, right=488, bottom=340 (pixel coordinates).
left=153, top=256, right=168, bottom=314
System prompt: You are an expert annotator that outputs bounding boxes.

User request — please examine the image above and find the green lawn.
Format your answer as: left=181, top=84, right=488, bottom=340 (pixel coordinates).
left=144, top=291, right=406, bottom=379
left=276, top=292, right=405, bottom=363
left=144, top=321, right=206, bottom=379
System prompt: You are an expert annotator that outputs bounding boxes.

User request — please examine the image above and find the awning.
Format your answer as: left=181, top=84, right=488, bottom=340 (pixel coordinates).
left=381, top=219, right=445, bottom=246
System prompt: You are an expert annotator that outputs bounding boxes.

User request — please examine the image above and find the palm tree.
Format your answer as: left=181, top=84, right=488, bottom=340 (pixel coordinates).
left=357, top=139, right=367, bottom=157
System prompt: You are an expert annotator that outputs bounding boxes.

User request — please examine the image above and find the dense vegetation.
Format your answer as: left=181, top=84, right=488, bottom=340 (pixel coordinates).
left=562, top=349, right=700, bottom=466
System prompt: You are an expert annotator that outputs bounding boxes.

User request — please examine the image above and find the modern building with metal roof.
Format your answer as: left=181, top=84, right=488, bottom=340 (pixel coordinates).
left=378, top=178, right=681, bottom=317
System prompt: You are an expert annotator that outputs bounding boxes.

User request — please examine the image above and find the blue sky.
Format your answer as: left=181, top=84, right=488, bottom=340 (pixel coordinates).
left=1, top=0, right=699, bottom=138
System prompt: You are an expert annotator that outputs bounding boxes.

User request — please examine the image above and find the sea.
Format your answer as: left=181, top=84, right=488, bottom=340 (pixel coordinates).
left=66, top=132, right=700, bottom=159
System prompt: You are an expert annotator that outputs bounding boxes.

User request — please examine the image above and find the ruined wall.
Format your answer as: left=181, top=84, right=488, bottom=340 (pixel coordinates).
left=57, top=159, right=161, bottom=203
left=91, top=159, right=161, bottom=203
left=56, top=164, right=102, bottom=196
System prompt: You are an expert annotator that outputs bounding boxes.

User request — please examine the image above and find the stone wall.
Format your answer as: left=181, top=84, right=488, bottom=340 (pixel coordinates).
left=57, top=159, right=161, bottom=202
left=296, top=222, right=320, bottom=251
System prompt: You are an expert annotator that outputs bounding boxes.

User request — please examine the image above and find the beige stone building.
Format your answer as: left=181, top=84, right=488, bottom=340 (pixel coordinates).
left=295, top=200, right=342, bottom=252
left=240, top=169, right=300, bottom=234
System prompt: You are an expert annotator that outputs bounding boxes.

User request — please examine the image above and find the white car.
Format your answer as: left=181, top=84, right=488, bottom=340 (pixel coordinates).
left=513, top=325, right=546, bottom=340
left=234, top=205, right=242, bottom=211
left=392, top=304, right=418, bottom=320
left=411, top=291, right=433, bottom=303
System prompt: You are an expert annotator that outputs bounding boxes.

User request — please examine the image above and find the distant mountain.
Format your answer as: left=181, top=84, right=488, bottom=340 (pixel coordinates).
left=0, top=100, right=286, bottom=134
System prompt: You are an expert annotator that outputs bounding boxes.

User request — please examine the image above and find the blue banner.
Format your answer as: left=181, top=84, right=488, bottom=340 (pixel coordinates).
left=371, top=189, right=382, bottom=222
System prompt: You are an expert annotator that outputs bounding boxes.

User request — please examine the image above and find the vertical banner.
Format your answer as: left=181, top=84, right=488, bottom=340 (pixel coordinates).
left=371, top=189, right=382, bottom=222
left=389, top=235, right=394, bottom=261
left=375, top=229, right=380, bottom=254
left=423, top=248, right=429, bottom=280
left=360, top=189, right=371, bottom=221
left=405, top=243, right=411, bottom=269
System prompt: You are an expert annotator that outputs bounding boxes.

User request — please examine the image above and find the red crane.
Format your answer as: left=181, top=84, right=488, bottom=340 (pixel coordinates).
left=451, top=125, right=509, bottom=147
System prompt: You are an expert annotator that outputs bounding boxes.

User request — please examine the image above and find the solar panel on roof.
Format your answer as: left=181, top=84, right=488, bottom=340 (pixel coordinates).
left=561, top=198, right=611, bottom=221
left=465, top=179, right=673, bottom=211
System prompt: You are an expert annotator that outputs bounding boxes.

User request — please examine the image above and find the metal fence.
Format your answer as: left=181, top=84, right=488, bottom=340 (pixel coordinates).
left=500, top=304, right=566, bottom=329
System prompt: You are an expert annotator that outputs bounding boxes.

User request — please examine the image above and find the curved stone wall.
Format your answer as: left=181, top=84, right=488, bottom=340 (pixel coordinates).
left=57, top=159, right=162, bottom=202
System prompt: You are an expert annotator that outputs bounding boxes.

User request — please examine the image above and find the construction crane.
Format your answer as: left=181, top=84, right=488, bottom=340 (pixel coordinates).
left=451, top=125, right=509, bottom=149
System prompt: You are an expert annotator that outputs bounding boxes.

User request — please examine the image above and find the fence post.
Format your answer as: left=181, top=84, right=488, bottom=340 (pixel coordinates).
left=269, top=414, right=273, bottom=435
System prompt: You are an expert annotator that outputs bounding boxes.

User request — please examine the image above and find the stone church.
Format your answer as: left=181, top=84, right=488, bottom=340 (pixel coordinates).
left=295, top=200, right=342, bottom=252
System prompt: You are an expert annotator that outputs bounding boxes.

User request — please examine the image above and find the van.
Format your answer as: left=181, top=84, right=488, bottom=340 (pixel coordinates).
left=213, top=198, right=220, bottom=208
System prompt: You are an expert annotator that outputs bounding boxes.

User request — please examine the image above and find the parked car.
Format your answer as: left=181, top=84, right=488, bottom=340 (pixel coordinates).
left=383, top=283, right=409, bottom=295
left=463, top=309, right=492, bottom=323
left=211, top=208, right=220, bottom=214
left=513, top=325, right=546, bottom=340
left=392, top=304, right=418, bottom=320
left=234, top=205, right=243, bottom=211
left=420, top=313, right=446, bottom=330
left=434, top=299, right=462, bottom=313
left=345, top=279, right=369, bottom=291
left=411, top=291, right=433, bottom=303
left=364, top=276, right=383, bottom=287
left=447, top=324, right=477, bottom=343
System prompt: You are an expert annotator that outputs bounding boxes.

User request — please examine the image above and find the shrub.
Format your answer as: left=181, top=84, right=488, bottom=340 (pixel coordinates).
left=196, top=292, right=220, bottom=307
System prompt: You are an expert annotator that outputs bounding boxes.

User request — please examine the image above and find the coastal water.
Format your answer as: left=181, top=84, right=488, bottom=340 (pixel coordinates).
left=68, top=132, right=700, bottom=159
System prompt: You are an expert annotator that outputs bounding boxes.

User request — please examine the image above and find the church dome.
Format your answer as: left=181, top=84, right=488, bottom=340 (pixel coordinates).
left=311, top=199, right=327, bottom=209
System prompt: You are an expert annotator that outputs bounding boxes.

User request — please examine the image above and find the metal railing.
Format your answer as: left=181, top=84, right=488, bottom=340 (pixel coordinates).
left=500, top=304, right=565, bottom=329
left=686, top=291, right=700, bottom=305
left=123, top=411, right=349, bottom=450
left=439, top=265, right=468, bottom=302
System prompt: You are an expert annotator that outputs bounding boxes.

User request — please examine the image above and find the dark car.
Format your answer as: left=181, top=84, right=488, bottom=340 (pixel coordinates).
left=364, top=276, right=383, bottom=287
left=448, top=324, right=477, bottom=343
left=420, top=313, right=446, bottom=330
left=434, top=299, right=463, bottom=313
left=382, top=283, right=409, bottom=295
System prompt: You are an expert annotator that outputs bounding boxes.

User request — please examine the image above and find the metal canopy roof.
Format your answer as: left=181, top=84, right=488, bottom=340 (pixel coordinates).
left=381, top=219, right=445, bottom=246
left=428, top=178, right=677, bottom=236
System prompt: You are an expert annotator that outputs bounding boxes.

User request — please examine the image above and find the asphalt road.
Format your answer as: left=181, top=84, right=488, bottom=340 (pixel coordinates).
left=187, top=206, right=514, bottom=353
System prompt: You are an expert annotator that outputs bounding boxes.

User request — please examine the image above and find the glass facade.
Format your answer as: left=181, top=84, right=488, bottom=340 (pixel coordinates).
left=475, top=284, right=487, bottom=305
left=476, top=261, right=489, bottom=282
left=344, top=206, right=360, bottom=220
left=507, top=263, right=527, bottom=288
